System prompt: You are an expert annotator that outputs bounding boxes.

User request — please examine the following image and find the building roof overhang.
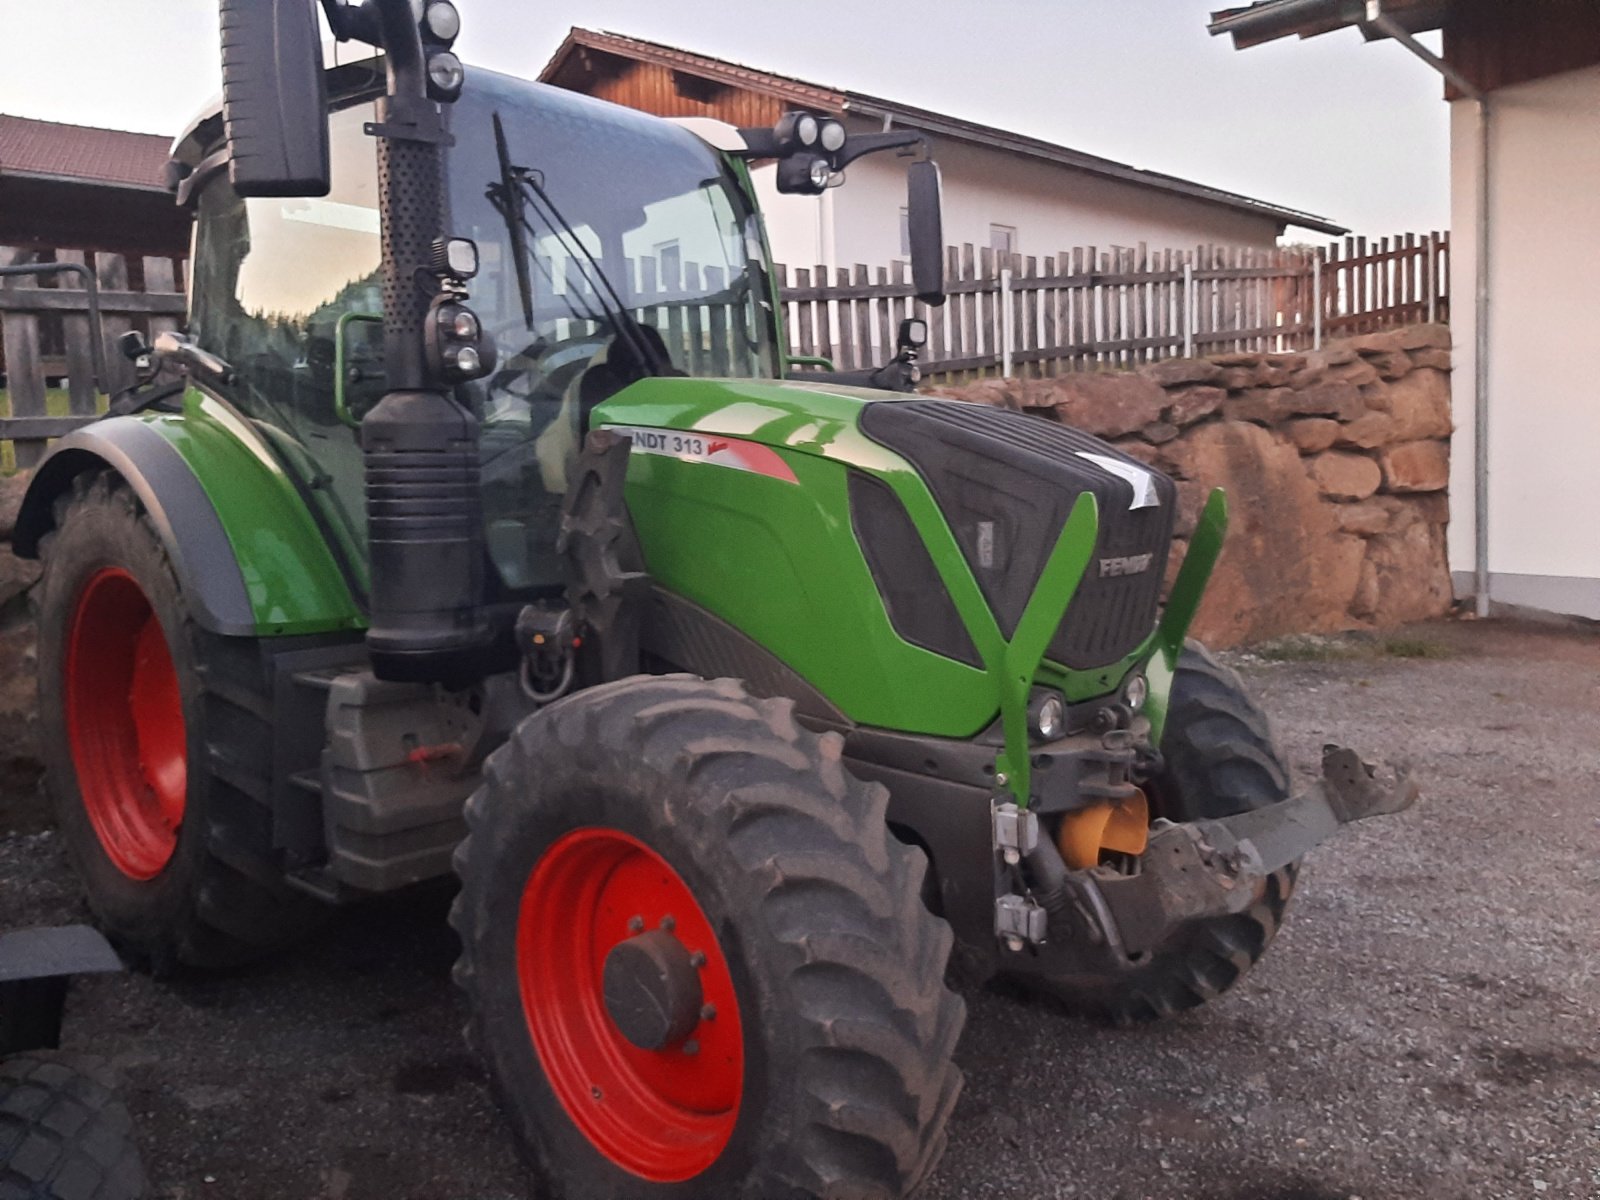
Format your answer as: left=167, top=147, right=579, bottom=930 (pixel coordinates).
left=1207, top=0, right=1447, bottom=50
left=541, top=27, right=1349, bottom=237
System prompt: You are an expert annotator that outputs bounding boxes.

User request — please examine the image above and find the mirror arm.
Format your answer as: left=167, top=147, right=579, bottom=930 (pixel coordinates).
left=153, top=331, right=236, bottom=387
left=833, top=130, right=925, bottom=170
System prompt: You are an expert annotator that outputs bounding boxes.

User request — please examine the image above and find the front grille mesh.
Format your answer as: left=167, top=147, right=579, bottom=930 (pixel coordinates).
left=859, top=400, right=1176, bottom=671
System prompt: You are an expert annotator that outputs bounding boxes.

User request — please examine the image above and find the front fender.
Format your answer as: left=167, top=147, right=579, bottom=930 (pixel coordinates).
left=15, top=398, right=364, bottom=637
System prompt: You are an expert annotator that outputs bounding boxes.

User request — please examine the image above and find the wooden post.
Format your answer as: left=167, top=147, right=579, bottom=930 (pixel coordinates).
left=0, top=246, right=48, bottom=469
left=55, top=249, right=99, bottom=416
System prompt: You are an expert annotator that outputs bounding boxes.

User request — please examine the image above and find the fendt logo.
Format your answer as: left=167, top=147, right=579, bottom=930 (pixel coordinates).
left=1099, top=553, right=1154, bottom=578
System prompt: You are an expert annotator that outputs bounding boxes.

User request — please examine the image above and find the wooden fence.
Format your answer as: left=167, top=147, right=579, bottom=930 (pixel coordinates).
left=0, top=246, right=186, bottom=468
left=0, top=233, right=1448, bottom=466
left=779, top=232, right=1449, bottom=383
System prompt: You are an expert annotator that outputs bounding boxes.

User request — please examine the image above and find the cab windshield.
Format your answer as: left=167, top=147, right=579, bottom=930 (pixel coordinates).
left=447, top=72, right=781, bottom=588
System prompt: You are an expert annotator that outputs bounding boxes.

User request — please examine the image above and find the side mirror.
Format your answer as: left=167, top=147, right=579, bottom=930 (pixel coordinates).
left=219, top=0, right=331, bottom=197
left=334, top=313, right=387, bottom=428
left=897, top=318, right=928, bottom=353
left=907, top=161, right=946, bottom=307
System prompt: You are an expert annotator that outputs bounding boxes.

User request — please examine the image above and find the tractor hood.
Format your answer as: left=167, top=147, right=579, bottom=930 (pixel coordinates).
left=593, top=375, right=1181, bottom=748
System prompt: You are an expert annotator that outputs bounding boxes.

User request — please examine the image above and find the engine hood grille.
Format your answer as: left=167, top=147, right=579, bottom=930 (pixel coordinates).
left=859, top=399, right=1177, bottom=671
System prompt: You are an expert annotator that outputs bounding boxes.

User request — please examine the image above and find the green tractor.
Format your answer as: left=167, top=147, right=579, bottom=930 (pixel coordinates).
left=13, top=2, right=1416, bottom=1195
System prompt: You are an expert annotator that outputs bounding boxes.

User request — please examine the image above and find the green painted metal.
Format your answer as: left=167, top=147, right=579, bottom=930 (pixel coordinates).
left=596, top=376, right=1153, bottom=801
left=785, top=354, right=837, bottom=371
left=333, top=312, right=383, bottom=429
left=1145, top=486, right=1229, bottom=744
left=143, top=389, right=365, bottom=635
left=992, top=494, right=1100, bottom=804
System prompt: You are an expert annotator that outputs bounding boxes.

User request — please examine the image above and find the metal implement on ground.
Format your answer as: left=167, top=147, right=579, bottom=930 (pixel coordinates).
left=12, top=3, right=1421, bottom=1196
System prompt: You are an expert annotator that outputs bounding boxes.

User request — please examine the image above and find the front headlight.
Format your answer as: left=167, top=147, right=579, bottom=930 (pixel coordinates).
left=1122, top=671, right=1148, bottom=711
left=1028, top=689, right=1067, bottom=742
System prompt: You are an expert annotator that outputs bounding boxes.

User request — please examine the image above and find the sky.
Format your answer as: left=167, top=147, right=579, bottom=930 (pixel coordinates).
left=0, top=1, right=1451, bottom=239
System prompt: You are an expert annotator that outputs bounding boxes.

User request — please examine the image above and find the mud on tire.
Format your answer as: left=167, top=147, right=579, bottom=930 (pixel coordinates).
left=0, top=1053, right=146, bottom=1200
left=35, top=471, right=321, bottom=971
left=450, top=675, right=966, bottom=1199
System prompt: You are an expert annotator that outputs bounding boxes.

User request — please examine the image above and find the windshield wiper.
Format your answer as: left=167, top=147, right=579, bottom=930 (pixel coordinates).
left=509, top=170, right=667, bottom=378
left=487, top=113, right=536, bottom=332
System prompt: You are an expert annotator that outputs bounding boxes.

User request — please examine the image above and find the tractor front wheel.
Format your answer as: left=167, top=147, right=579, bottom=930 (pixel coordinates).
left=35, top=471, right=320, bottom=971
left=450, top=676, right=965, bottom=1199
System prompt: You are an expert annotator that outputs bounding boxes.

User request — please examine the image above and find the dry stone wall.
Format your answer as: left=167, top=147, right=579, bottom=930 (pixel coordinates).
left=931, top=324, right=1455, bottom=648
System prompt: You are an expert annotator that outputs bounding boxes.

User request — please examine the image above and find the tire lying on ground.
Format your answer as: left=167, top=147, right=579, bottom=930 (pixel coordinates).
left=451, top=675, right=966, bottom=1199
left=34, top=471, right=322, bottom=971
left=0, top=1053, right=146, bottom=1200
left=1018, top=642, right=1299, bottom=1024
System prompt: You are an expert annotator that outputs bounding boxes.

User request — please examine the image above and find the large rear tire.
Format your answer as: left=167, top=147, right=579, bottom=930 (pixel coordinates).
left=35, top=472, right=321, bottom=971
left=0, top=1053, right=146, bottom=1200
left=1019, top=642, right=1298, bottom=1023
left=450, top=675, right=965, bottom=1199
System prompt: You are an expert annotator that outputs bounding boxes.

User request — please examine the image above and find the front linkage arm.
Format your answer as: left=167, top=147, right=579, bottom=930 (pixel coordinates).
left=1069, top=747, right=1420, bottom=959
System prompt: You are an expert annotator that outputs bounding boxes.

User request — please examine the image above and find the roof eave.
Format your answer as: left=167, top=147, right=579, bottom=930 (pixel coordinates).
left=0, top=167, right=169, bottom=194
left=842, top=96, right=1349, bottom=237
left=540, top=28, right=843, bottom=113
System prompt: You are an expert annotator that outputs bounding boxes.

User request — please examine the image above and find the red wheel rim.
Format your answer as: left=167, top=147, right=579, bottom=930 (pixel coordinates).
left=517, top=828, right=744, bottom=1182
left=65, top=568, right=187, bottom=881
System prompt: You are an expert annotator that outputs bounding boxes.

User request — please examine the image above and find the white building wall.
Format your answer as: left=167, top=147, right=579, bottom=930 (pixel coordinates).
left=753, top=119, right=1286, bottom=277
left=1448, top=64, right=1600, bottom=618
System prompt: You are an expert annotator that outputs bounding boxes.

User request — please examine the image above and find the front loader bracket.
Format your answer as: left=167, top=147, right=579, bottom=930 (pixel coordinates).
left=1074, top=746, right=1418, bottom=959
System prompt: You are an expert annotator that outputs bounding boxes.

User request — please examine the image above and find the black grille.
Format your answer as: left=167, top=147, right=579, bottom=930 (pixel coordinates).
left=848, top=472, right=982, bottom=668
left=858, top=400, right=1176, bottom=671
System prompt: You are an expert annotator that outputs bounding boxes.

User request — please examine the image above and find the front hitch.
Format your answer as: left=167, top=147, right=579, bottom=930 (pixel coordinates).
left=1065, top=746, right=1418, bottom=959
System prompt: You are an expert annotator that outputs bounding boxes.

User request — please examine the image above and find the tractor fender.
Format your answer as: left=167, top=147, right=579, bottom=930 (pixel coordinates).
left=16, top=420, right=258, bottom=635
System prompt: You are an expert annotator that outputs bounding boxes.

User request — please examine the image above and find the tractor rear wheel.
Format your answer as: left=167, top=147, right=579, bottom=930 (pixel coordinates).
left=1019, top=642, right=1298, bottom=1023
left=0, top=1053, right=146, bottom=1200
left=35, top=471, right=320, bottom=971
left=450, top=676, right=965, bottom=1199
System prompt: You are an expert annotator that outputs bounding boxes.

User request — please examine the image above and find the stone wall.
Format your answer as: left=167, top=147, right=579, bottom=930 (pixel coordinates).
left=932, top=325, right=1456, bottom=647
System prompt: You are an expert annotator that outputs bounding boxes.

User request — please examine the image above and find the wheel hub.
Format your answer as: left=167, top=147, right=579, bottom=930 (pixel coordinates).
left=602, top=929, right=704, bottom=1051
left=516, top=827, right=744, bottom=1182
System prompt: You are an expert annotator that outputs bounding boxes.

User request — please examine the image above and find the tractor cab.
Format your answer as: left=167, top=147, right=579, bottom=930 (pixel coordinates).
left=170, top=59, right=937, bottom=610
left=173, top=65, right=790, bottom=600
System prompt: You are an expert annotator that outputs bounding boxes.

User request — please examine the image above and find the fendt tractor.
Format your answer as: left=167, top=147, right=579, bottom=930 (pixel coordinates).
left=7, top=2, right=1417, bottom=1196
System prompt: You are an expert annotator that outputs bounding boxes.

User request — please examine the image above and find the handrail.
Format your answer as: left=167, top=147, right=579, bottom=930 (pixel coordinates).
left=0, top=262, right=109, bottom=394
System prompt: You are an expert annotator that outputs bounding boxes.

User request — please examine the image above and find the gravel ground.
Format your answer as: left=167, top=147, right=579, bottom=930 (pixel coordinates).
left=2, top=617, right=1596, bottom=1200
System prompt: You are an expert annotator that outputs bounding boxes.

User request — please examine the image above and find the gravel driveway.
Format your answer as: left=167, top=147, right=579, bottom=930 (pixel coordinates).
left=2, top=617, right=1596, bottom=1200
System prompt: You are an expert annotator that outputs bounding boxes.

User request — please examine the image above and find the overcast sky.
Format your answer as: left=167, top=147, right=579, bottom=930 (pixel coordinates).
left=0, top=1, right=1451, bottom=239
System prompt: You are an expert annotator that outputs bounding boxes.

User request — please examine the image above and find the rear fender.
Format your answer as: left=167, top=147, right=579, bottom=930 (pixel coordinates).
left=16, top=420, right=258, bottom=634
left=14, top=404, right=363, bottom=637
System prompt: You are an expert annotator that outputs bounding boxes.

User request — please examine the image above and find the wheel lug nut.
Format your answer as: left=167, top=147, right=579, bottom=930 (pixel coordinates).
left=700, top=1004, right=717, bottom=1022
left=683, top=1039, right=700, bottom=1056
left=591, top=1086, right=603, bottom=1100
left=659, top=915, right=676, bottom=932
left=688, top=950, right=707, bottom=969
left=627, top=915, right=644, bottom=934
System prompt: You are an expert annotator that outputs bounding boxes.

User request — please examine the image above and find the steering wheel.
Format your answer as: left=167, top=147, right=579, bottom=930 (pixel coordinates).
left=484, top=328, right=609, bottom=420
